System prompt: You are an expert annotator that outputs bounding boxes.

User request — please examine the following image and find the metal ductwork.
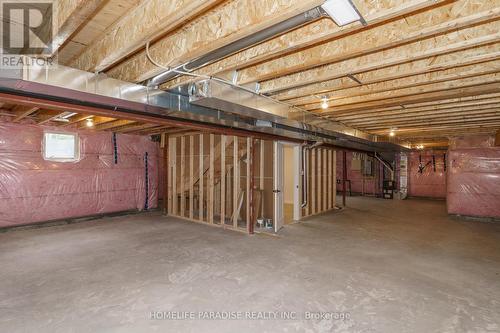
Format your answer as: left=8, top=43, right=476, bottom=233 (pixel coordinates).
left=147, top=7, right=325, bottom=87
left=0, top=61, right=409, bottom=153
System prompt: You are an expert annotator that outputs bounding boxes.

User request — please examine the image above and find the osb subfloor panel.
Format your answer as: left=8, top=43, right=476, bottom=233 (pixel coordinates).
left=1, top=197, right=500, bottom=332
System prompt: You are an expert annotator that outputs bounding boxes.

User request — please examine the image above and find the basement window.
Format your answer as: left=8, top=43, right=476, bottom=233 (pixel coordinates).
left=43, top=132, right=80, bottom=162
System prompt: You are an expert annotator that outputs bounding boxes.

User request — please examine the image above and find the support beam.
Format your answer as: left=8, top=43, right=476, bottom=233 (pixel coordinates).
left=13, top=106, right=39, bottom=122
left=199, top=134, right=204, bottom=222
left=246, top=137, right=251, bottom=231
left=342, top=151, right=347, bottom=207
left=166, top=134, right=170, bottom=215
left=260, top=27, right=500, bottom=94
left=37, top=111, right=67, bottom=125
left=189, top=135, right=194, bottom=220
left=276, top=45, right=500, bottom=101
left=335, top=96, right=500, bottom=121
left=345, top=106, right=500, bottom=126
left=233, top=136, right=239, bottom=228
left=71, top=0, right=223, bottom=72
left=52, top=0, right=109, bottom=55
left=310, top=73, right=500, bottom=112
left=93, top=119, right=135, bottom=130
left=292, top=60, right=500, bottom=107
left=180, top=136, right=185, bottom=217
left=220, top=135, right=226, bottom=225
left=237, top=3, right=500, bottom=85
left=163, top=0, right=448, bottom=89
left=319, top=82, right=500, bottom=115
left=208, top=134, right=215, bottom=224
left=105, top=0, right=325, bottom=82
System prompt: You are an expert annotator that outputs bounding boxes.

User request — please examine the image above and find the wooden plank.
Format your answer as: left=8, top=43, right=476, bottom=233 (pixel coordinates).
left=317, top=148, right=322, bottom=212
left=305, top=72, right=500, bottom=112
left=189, top=135, right=194, bottom=220
left=13, top=106, right=39, bottom=122
left=260, top=140, right=264, bottom=190
left=199, top=134, right=204, bottom=222
left=311, top=149, right=316, bottom=215
left=261, top=27, right=500, bottom=94
left=337, top=98, right=500, bottom=121
left=233, top=136, right=239, bottom=228
left=171, top=137, right=177, bottom=216
left=162, top=135, right=169, bottom=214
left=275, top=47, right=500, bottom=102
left=220, top=135, right=226, bottom=225
left=246, top=137, right=251, bottom=229
left=71, top=0, right=223, bottom=72
left=208, top=134, right=215, bottom=224
left=323, top=149, right=327, bottom=211
left=52, top=0, right=109, bottom=55
left=105, top=0, right=324, bottom=82
left=319, top=82, right=500, bottom=115
left=238, top=3, right=500, bottom=85
left=164, top=0, right=447, bottom=89
left=180, top=136, right=185, bottom=217
left=165, top=138, right=173, bottom=215
left=327, top=149, right=332, bottom=210
left=293, top=60, right=500, bottom=108
left=93, top=119, right=135, bottom=130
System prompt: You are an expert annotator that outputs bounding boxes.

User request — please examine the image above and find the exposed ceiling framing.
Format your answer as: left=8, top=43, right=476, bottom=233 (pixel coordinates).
left=3, top=0, right=500, bottom=149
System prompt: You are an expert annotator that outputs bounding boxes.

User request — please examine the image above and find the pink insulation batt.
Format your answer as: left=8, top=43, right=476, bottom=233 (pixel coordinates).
left=447, top=135, right=500, bottom=218
left=0, top=122, right=159, bottom=227
left=336, top=151, right=382, bottom=196
left=408, top=150, right=447, bottom=199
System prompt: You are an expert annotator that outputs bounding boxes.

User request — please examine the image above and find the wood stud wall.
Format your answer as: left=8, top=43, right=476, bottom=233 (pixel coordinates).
left=168, top=133, right=254, bottom=233
left=302, top=147, right=337, bottom=218
left=167, top=133, right=338, bottom=233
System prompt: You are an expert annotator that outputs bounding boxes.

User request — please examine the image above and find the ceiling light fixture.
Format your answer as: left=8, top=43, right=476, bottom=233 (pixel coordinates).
left=321, top=97, right=329, bottom=109
left=389, top=129, right=396, bottom=137
left=321, top=0, right=363, bottom=26
left=86, top=118, right=94, bottom=128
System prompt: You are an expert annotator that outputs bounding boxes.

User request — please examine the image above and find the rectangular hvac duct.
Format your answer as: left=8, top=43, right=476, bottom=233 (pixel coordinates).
left=189, top=79, right=292, bottom=122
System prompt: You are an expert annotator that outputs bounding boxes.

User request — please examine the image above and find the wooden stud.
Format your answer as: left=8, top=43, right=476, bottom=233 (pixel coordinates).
left=171, top=137, right=177, bottom=216
left=233, top=136, right=239, bottom=228
left=220, top=135, right=226, bottom=225
left=180, top=136, right=185, bottom=217
left=246, top=137, right=251, bottom=230
left=323, top=149, right=327, bottom=211
left=209, top=134, right=215, bottom=224
left=311, top=149, right=316, bottom=215
left=166, top=135, right=170, bottom=215
left=189, top=135, right=194, bottom=220
left=333, top=151, right=336, bottom=208
left=199, top=134, right=204, bottom=222
left=317, top=148, right=322, bottom=212
left=327, top=149, right=332, bottom=210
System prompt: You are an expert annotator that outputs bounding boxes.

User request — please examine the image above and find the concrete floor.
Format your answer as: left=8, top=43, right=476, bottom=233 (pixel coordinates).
left=1, top=197, right=499, bottom=333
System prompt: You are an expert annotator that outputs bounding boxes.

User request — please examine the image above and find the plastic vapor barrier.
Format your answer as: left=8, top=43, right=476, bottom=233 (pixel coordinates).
left=0, top=121, right=158, bottom=227
left=447, top=135, right=500, bottom=218
left=408, top=150, right=447, bottom=199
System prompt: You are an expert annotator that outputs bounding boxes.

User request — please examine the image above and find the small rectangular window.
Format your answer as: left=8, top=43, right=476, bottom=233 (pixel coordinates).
left=43, top=132, right=80, bottom=162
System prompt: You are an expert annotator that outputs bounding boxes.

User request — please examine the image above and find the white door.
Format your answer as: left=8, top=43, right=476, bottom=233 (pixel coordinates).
left=273, top=141, right=284, bottom=232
